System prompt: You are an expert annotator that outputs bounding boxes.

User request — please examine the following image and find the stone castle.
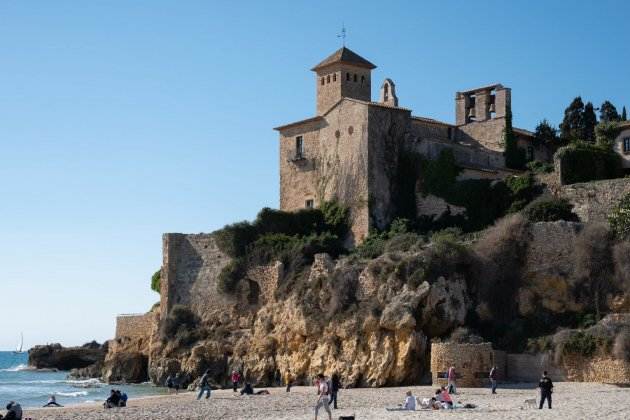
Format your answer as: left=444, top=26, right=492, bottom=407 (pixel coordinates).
left=275, top=47, right=544, bottom=243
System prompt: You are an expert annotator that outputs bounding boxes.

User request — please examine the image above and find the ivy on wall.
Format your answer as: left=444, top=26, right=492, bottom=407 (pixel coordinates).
left=556, top=141, right=622, bottom=185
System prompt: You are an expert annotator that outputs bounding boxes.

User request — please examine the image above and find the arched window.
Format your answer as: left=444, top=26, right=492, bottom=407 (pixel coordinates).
left=333, top=73, right=336, bottom=82
left=321, top=77, right=325, bottom=85
left=384, top=84, right=389, bottom=101
left=361, top=75, right=365, bottom=85
left=353, top=74, right=357, bottom=82
left=327, top=74, right=330, bottom=83
left=346, top=72, right=350, bottom=81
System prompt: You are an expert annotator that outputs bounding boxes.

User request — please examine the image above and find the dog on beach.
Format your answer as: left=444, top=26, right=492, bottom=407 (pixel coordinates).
left=521, top=398, right=537, bottom=409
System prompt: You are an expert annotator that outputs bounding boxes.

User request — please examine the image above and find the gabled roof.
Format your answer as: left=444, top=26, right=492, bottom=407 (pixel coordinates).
left=273, top=116, right=324, bottom=131
left=311, top=47, right=377, bottom=71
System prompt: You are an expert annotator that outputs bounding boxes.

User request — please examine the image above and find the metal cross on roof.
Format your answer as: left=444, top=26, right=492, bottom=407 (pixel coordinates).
left=337, top=24, right=346, bottom=47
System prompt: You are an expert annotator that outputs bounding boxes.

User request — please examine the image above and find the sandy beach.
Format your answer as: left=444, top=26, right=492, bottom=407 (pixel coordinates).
left=23, top=382, right=630, bottom=420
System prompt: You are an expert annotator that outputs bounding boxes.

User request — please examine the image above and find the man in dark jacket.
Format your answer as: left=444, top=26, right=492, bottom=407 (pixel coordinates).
left=328, top=373, right=341, bottom=409
left=538, top=371, right=553, bottom=409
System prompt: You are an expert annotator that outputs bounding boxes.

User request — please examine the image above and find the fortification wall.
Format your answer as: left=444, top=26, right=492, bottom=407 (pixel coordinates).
left=430, top=342, right=502, bottom=387
left=559, top=178, right=630, bottom=223
left=563, top=356, right=630, bottom=384
left=115, top=313, right=155, bottom=341
left=506, top=353, right=567, bottom=382
left=160, top=233, right=232, bottom=321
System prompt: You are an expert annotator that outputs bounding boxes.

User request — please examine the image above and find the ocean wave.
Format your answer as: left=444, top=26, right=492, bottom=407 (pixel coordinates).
left=0, top=364, right=28, bottom=372
left=66, top=378, right=103, bottom=388
left=56, top=391, right=88, bottom=397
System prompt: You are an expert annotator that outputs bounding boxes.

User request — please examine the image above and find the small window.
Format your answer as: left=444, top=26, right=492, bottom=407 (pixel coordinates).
left=295, top=136, right=304, bottom=158
left=353, top=74, right=357, bottom=82
left=333, top=73, right=336, bottom=82
left=327, top=74, right=330, bottom=83
left=305, top=199, right=314, bottom=209
left=361, top=75, right=365, bottom=84
left=527, top=146, right=534, bottom=161
left=346, top=72, right=350, bottom=81
left=321, top=77, right=324, bottom=86
left=624, top=137, right=630, bottom=153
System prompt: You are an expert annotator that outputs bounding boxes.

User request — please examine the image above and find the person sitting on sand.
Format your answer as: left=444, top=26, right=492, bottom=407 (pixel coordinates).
left=3, top=402, right=22, bottom=420
left=104, top=389, right=121, bottom=408
left=118, top=391, right=128, bottom=407
left=42, top=395, right=63, bottom=407
left=385, top=390, right=417, bottom=411
left=240, top=383, right=270, bottom=396
left=437, top=387, right=453, bottom=409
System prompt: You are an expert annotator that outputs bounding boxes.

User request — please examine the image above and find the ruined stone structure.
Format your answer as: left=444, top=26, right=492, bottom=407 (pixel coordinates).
left=115, top=313, right=155, bottom=341
left=430, top=342, right=505, bottom=387
left=559, top=178, right=630, bottom=223
left=275, top=47, right=536, bottom=243
left=614, top=121, right=630, bottom=169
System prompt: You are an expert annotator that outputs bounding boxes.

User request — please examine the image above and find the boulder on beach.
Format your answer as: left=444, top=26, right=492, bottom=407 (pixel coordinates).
left=28, top=342, right=107, bottom=371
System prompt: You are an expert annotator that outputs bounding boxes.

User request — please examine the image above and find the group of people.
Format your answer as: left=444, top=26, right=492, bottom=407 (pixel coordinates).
left=103, top=389, right=128, bottom=408
left=0, top=402, right=22, bottom=420
left=313, top=372, right=342, bottom=420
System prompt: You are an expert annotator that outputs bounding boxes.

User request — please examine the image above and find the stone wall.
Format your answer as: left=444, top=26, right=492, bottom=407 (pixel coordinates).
left=456, top=118, right=506, bottom=152
left=506, top=353, right=567, bottom=382
left=246, top=262, right=283, bottom=304
left=115, top=313, right=155, bottom=341
left=430, top=342, right=501, bottom=387
left=563, top=356, right=630, bottom=384
left=559, top=178, right=630, bottom=223
left=160, top=233, right=231, bottom=321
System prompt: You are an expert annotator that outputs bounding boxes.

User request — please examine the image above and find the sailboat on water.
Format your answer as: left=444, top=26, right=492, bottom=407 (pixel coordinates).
left=13, top=333, right=24, bottom=354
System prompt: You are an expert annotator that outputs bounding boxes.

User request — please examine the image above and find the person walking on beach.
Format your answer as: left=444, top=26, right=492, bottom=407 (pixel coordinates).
left=447, top=366, right=457, bottom=394
left=284, top=369, right=293, bottom=392
left=328, top=373, right=341, bottom=409
left=230, top=370, right=241, bottom=392
left=314, top=373, right=332, bottom=420
left=489, top=366, right=498, bottom=394
left=538, top=370, right=553, bottom=409
left=197, top=370, right=212, bottom=400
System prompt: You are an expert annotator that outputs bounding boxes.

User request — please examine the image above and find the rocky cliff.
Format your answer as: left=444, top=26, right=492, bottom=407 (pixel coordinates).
left=29, top=341, right=107, bottom=373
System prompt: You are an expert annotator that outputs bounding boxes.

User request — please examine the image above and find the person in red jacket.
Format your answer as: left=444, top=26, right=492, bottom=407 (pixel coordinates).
left=231, top=370, right=242, bottom=393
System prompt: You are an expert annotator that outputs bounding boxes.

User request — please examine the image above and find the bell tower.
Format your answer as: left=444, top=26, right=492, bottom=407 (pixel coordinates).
left=311, top=47, right=376, bottom=115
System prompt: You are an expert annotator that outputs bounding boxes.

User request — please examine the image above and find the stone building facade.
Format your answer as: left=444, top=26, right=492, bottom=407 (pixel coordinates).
left=115, top=313, right=155, bottom=341
left=275, top=47, right=536, bottom=243
left=430, top=342, right=505, bottom=387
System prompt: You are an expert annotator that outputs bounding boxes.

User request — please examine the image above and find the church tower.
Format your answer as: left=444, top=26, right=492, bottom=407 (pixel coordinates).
left=311, top=47, right=376, bottom=115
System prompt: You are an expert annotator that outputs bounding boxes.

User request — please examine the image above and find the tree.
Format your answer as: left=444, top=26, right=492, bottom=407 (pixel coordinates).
left=503, top=106, right=526, bottom=169
left=595, top=121, right=621, bottom=149
left=583, top=102, right=597, bottom=142
left=560, top=97, right=585, bottom=142
left=622, top=106, right=627, bottom=121
left=533, top=119, right=559, bottom=148
left=599, top=100, right=620, bottom=123
left=151, top=269, right=161, bottom=293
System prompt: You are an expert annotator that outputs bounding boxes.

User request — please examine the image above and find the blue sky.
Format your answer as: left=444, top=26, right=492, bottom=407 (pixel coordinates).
left=1, top=1, right=629, bottom=350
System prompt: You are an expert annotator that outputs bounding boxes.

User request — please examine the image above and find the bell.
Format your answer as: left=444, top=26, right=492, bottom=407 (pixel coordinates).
left=467, top=108, right=476, bottom=117
left=489, top=103, right=496, bottom=113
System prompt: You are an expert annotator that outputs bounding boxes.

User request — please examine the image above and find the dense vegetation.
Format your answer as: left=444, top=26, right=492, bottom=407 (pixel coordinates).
left=555, top=141, right=622, bottom=185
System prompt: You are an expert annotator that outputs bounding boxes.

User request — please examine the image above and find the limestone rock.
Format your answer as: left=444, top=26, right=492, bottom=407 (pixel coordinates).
left=102, top=352, right=148, bottom=383
left=28, top=342, right=107, bottom=371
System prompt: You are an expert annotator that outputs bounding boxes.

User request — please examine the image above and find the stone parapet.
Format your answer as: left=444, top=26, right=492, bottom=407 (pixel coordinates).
left=115, top=312, right=155, bottom=341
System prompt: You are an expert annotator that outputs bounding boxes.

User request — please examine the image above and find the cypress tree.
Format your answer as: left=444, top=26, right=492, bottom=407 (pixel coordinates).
left=560, top=97, right=585, bottom=142
left=599, top=100, right=620, bottom=123
left=622, top=106, right=627, bottom=121
left=503, top=106, right=525, bottom=169
left=583, top=102, right=597, bottom=142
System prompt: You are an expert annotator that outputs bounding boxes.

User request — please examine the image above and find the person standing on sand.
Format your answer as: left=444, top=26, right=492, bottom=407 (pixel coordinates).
left=328, top=373, right=341, bottom=409
left=489, top=366, right=498, bottom=394
left=538, top=370, right=553, bottom=409
left=314, top=373, right=332, bottom=420
left=197, top=370, right=212, bottom=400
left=230, top=370, right=241, bottom=392
left=447, top=366, right=457, bottom=394
left=284, top=369, right=293, bottom=392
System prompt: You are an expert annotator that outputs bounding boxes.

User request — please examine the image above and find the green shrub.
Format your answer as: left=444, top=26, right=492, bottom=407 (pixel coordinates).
left=161, top=304, right=198, bottom=340
left=526, top=160, right=554, bottom=174
left=352, top=231, right=388, bottom=259
left=562, top=331, right=598, bottom=357
left=422, top=149, right=462, bottom=196
left=609, top=193, right=630, bottom=240
left=214, top=221, right=258, bottom=258
left=217, top=258, right=246, bottom=293
left=320, top=200, right=349, bottom=237
left=524, top=198, right=578, bottom=222
left=555, top=141, right=622, bottom=184
left=384, top=232, right=424, bottom=253
left=254, top=207, right=326, bottom=237
left=151, top=269, right=161, bottom=293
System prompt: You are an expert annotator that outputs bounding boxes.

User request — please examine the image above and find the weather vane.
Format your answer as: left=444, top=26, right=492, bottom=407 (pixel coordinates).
left=337, top=24, right=346, bottom=47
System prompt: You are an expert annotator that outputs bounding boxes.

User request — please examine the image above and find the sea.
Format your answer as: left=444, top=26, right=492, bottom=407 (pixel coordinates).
left=0, top=351, right=167, bottom=408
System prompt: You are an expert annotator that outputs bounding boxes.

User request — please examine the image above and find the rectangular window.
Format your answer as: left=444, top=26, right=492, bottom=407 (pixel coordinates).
left=295, top=136, right=304, bottom=158
left=624, top=137, right=630, bottom=153
left=305, top=199, right=314, bottom=209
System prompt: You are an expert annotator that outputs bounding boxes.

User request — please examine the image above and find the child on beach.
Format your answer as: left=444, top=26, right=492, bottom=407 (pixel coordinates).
left=197, top=370, right=212, bottom=400
left=385, top=390, right=416, bottom=411
left=42, top=395, right=63, bottom=407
